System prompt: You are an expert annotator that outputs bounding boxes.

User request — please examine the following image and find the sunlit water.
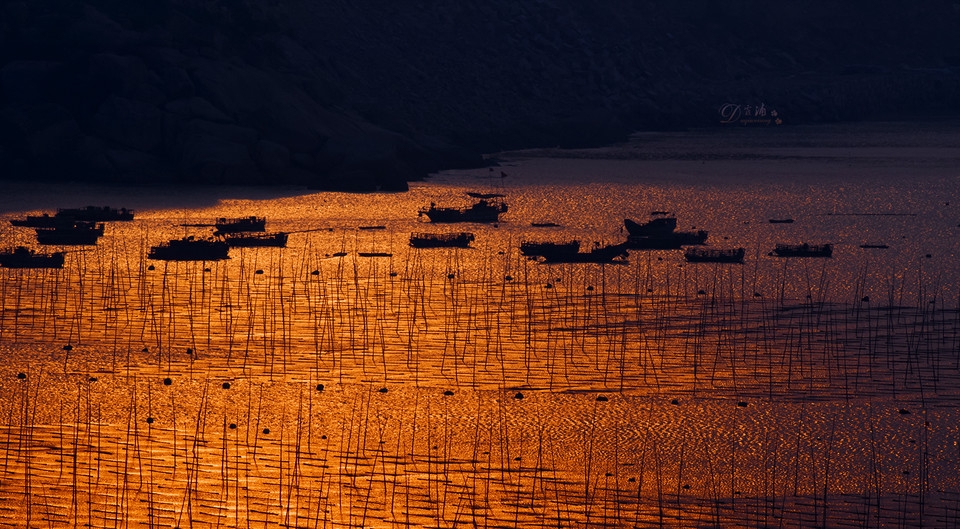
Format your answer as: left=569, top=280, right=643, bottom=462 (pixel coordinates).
left=1, top=122, right=960, bottom=527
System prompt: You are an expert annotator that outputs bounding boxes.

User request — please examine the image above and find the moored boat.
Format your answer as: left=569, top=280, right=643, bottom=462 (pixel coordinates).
left=684, top=247, right=746, bottom=263
left=418, top=199, right=507, bottom=223
left=56, top=205, right=134, bottom=222
left=10, top=213, right=68, bottom=228
left=214, top=216, right=266, bottom=234
left=772, top=243, right=833, bottom=258
left=409, top=232, right=475, bottom=248
left=539, top=242, right=629, bottom=264
left=626, top=230, right=708, bottom=249
left=624, top=216, right=678, bottom=237
left=520, top=240, right=581, bottom=260
left=0, top=246, right=66, bottom=269
left=222, top=232, right=288, bottom=248
left=35, top=222, right=105, bottom=245
left=148, top=236, right=230, bottom=261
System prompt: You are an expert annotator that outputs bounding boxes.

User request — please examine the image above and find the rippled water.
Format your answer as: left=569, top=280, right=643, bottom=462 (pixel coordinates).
left=1, top=122, right=959, bottom=527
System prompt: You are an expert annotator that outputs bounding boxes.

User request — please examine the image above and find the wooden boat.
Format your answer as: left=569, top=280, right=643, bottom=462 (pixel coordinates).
left=409, top=232, right=475, bottom=248
left=624, top=216, right=677, bottom=237
left=55, top=205, right=134, bottom=222
left=684, top=247, right=745, bottom=263
left=859, top=243, right=889, bottom=249
left=35, top=222, right=104, bottom=245
left=768, top=218, right=794, bottom=224
left=214, top=216, right=266, bottom=234
left=0, top=246, right=65, bottom=269
left=531, top=221, right=561, bottom=227
left=357, top=252, right=393, bottom=257
left=222, top=232, right=288, bottom=248
left=520, top=240, right=580, bottom=259
left=626, top=230, right=708, bottom=249
left=772, top=243, right=833, bottom=258
left=10, top=213, right=68, bottom=228
left=148, top=236, right=230, bottom=261
left=539, top=242, right=629, bottom=264
left=418, top=199, right=507, bottom=223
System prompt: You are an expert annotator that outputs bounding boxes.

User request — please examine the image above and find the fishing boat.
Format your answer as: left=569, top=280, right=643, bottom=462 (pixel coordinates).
left=148, top=236, right=230, bottom=261
left=684, top=247, right=746, bottom=263
left=626, top=230, right=708, bottom=249
left=624, top=216, right=678, bottom=237
left=10, top=213, right=66, bottom=228
left=214, top=216, right=266, bottom=234
left=519, top=240, right=581, bottom=260
left=35, top=222, right=105, bottom=245
left=772, top=243, right=833, bottom=258
left=859, top=242, right=889, bottom=249
left=55, top=205, right=134, bottom=222
left=768, top=218, right=794, bottom=224
left=409, top=232, right=475, bottom=248
left=418, top=199, right=507, bottom=223
left=0, top=246, right=65, bottom=269
left=531, top=221, right=561, bottom=227
left=222, top=232, right=288, bottom=248
left=539, top=242, right=629, bottom=264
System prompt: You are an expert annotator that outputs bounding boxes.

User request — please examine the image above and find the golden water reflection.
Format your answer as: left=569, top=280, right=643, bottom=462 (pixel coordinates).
left=1, top=155, right=959, bottom=527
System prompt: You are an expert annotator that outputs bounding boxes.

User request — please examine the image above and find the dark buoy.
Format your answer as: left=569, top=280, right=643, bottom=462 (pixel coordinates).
left=545, top=283, right=553, bottom=289
left=586, top=286, right=594, bottom=291
left=146, top=417, right=154, bottom=424
left=378, top=387, right=388, bottom=393
left=670, top=399, right=679, bottom=405
left=142, top=347, right=149, bottom=353
left=443, top=390, right=454, bottom=396
left=88, top=376, right=98, bottom=382
left=262, top=428, right=270, bottom=435
left=147, top=264, right=155, bottom=270
left=697, top=289, right=706, bottom=295
left=16, top=372, right=26, bottom=380
left=628, top=477, right=636, bottom=483
left=737, top=401, right=748, bottom=407
left=447, top=273, right=455, bottom=279
left=596, top=395, right=608, bottom=402
left=255, top=269, right=264, bottom=275
left=229, top=423, right=237, bottom=429
left=316, top=383, right=324, bottom=391
left=163, top=378, right=172, bottom=386
left=504, top=275, right=513, bottom=281
left=862, top=296, right=870, bottom=302
left=514, top=392, right=524, bottom=400
left=186, top=348, right=193, bottom=356
left=899, top=408, right=911, bottom=415
left=222, top=382, right=231, bottom=389
left=310, top=270, right=320, bottom=276
left=63, top=344, right=73, bottom=351
left=321, top=435, right=327, bottom=440
left=389, top=271, right=398, bottom=277
left=203, top=267, right=211, bottom=272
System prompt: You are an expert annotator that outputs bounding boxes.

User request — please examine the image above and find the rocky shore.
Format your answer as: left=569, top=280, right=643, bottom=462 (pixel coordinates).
left=2, top=0, right=958, bottom=190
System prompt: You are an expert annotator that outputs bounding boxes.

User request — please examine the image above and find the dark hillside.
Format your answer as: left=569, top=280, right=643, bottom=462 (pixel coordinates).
left=2, top=0, right=958, bottom=189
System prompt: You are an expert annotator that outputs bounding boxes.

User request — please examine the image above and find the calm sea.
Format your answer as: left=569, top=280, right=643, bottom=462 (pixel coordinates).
left=0, top=121, right=958, bottom=527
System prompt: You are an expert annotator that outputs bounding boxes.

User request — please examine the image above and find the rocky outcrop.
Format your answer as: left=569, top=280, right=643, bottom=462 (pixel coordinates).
left=2, top=0, right=959, bottom=189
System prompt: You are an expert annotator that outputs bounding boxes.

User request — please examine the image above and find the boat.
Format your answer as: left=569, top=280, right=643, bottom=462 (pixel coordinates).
left=409, top=232, right=475, bottom=248
left=623, top=216, right=708, bottom=249
left=771, top=243, right=833, bottom=258
left=358, top=251, right=393, bottom=257
left=55, top=205, right=134, bottom=222
left=10, top=213, right=68, bottom=228
left=626, top=230, right=708, bottom=249
left=418, top=199, right=507, bottom=223
left=539, top=242, right=629, bottom=264
left=222, top=232, right=288, bottom=248
left=859, top=243, right=889, bottom=249
left=531, top=222, right=561, bottom=227
left=768, top=218, right=795, bottom=224
left=148, top=236, right=230, bottom=261
left=0, top=246, right=65, bottom=269
left=35, top=222, right=105, bottom=245
left=519, top=240, right=581, bottom=260
left=214, top=216, right=266, bottom=234
left=466, top=192, right=505, bottom=199
left=624, top=216, right=678, bottom=237
left=684, top=247, right=746, bottom=263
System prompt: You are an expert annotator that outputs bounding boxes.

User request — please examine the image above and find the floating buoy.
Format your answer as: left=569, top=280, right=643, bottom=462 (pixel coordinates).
left=163, top=378, right=172, bottom=386
left=670, top=399, right=679, bottom=405
left=146, top=417, right=154, bottom=424
left=222, top=382, right=231, bottom=389
left=316, top=383, right=324, bottom=391
left=262, top=428, right=270, bottom=435
left=16, top=372, right=26, bottom=380
left=255, top=269, right=264, bottom=274
left=229, top=423, right=237, bottom=429
left=596, top=395, right=608, bottom=402
left=63, top=344, right=73, bottom=351
left=443, top=390, right=454, bottom=396
left=378, top=387, right=388, bottom=393
left=514, top=392, right=524, bottom=400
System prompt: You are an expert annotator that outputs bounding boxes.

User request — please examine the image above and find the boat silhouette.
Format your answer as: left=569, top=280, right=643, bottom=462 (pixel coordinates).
left=148, top=236, right=230, bottom=261
left=0, top=246, right=66, bottom=269
left=419, top=199, right=507, bottom=223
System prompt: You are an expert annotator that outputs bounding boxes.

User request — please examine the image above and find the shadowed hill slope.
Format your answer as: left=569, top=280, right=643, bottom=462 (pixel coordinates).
left=2, top=0, right=958, bottom=189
